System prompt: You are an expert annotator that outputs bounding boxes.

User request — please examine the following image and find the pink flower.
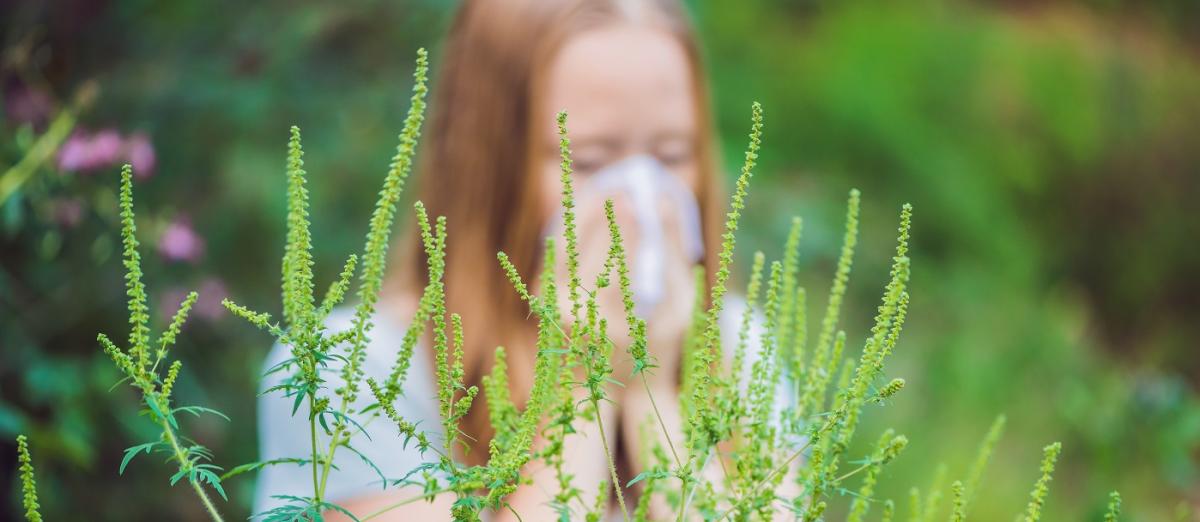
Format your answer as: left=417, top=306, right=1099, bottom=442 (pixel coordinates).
left=56, top=132, right=93, bottom=171
left=125, top=133, right=156, bottom=178
left=55, top=128, right=156, bottom=178
left=157, top=218, right=205, bottom=263
left=56, top=128, right=123, bottom=172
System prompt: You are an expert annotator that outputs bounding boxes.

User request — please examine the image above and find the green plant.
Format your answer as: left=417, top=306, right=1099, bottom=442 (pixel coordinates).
left=97, top=163, right=227, bottom=521
left=16, top=435, right=42, bottom=522
left=10, top=50, right=1129, bottom=522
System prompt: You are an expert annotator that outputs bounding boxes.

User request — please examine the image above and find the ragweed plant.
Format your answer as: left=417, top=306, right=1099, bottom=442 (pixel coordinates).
left=96, top=164, right=228, bottom=521
left=220, top=48, right=432, bottom=520
left=13, top=49, right=1142, bottom=522
left=16, top=435, right=43, bottom=522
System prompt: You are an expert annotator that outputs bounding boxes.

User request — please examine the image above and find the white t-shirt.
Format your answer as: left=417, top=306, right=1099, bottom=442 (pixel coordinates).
left=253, top=295, right=786, bottom=514
left=253, top=299, right=443, bottom=514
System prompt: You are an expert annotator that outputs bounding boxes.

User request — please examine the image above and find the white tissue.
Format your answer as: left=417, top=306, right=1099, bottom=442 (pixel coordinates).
left=545, top=154, right=704, bottom=316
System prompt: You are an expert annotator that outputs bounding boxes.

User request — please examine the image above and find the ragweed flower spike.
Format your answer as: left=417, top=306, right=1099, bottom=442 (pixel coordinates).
left=829, top=202, right=913, bottom=456
left=873, top=377, right=905, bottom=402
left=342, top=46, right=429, bottom=408
left=1022, top=442, right=1062, bottom=522
left=118, top=164, right=151, bottom=373
left=282, top=125, right=315, bottom=328
left=157, top=291, right=198, bottom=364
left=603, top=199, right=649, bottom=372
left=777, top=216, right=803, bottom=375
left=680, top=102, right=762, bottom=522
left=1105, top=491, right=1122, bottom=522
left=921, top=463, right=948, bottom=522
left=686, top=101, right=763, bottom=454
left=965, top=414, right=1007, bottom=505
left=880, top=500, right=895, bottom=522
left=728, top=250, right=766, bottom=422
left=17, top=435, right=43, bottom=522
left=798, top=188, right=859, bottom=419
left=950, top=481, right=967, bottom=522
left=556, top=110, right=583, bottom=325
left=483, top=346, right=518, bottom=451
left=908, top=487, right=922, bottom=522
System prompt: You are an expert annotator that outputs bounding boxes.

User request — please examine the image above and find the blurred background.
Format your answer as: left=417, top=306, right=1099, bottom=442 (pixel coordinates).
left=1, top=0, right=1197, bottom=519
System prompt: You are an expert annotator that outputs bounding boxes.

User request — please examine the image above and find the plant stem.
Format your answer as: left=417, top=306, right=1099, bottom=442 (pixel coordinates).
left=317, top=428, right=343, bottom=500
left=592, top=397, right=630, bottom=522
left=308, top=393, right=321, bottom=504
left=359, top=488, right=453, bottom=521
left=640, top=373, right=682, bottom=469
left=678, top=451, right=713, bottom=522
left=159, top=411, right=224, bottom=522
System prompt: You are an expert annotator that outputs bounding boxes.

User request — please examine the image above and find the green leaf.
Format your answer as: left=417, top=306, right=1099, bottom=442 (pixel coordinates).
left=219, top=457, right=315, bottom=481
left=626, top=469, right=669, bottom=487
left=342, top=443, right=386, bottom=490
left=119, top=442, right=158, bottom=475
left=320, top=501, right=361, bottom=522
left=169, top=467, right=189, bottom=486
left=194, top=468, right=228, bottom=501
left=289, top=387, right=310, bottom=417
left=172, top=405, right=231, bottom=421
left=145, top=395, right=177, bottom=429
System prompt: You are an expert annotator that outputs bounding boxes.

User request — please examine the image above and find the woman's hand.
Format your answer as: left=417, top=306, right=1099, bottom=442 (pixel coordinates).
left=550, top=189, right=696, bottom=384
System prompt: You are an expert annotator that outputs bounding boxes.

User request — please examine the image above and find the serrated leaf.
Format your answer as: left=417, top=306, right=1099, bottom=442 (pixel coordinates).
left=320, top=501, right=361, bottom=522
left=120, top=442, right=158, bottom=475
left=194, top=468, right=228, bottom=500
left=170, top=466, right=189, bottom=486
left=219, top=457, right=313, bottom=481
left=342, top=443, right=386, bottom=490
left=290, top=389, right=307, bottom=416
left=173, top=405, right=231, bottom=421
left=145, top=394, right=177, bottom=429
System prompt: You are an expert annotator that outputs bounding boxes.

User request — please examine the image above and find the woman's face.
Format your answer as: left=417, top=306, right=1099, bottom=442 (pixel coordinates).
left=538, top=23, right=700, bottom=216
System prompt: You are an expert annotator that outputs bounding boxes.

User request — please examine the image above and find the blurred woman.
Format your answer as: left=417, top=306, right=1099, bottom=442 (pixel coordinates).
left=255, top=0, right=753, bottom=519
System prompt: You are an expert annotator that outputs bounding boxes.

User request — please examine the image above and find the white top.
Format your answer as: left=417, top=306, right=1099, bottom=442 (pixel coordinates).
left=253, top=295, right=785, bottom=514
left=253, top=300, right=443, bottom=514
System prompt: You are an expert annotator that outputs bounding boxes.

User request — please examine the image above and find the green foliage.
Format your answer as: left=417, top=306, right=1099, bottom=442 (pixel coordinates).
left=98, top=165, right=227, bottom=521
left=11, top=60, right=1137, bottom=522
left=950, top=481, right=966, bottom=522
left=219, top=48, right=432, bottom=520
left=1105, top=491, right=1122, bottom=522
left=1022, top=442, right=1062, bottom=522
left=16, top=435, right=42, bottom=522
left=684, top=100, right=764, bottom=466
left=5, top=4, right=1197, bottom=519
left=964, top=415, right=1006, bottom=507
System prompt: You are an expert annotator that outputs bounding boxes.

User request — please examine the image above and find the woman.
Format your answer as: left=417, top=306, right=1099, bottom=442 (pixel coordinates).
left=255, top=0, right=761, bottom=519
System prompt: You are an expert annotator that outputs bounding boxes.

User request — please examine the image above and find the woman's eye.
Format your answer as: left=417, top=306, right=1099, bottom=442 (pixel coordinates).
left=654, top=137, right=696, bottom=167
left=572, top=157, right=606, bottom=175
left=571, top=148, right=613, bottom=175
